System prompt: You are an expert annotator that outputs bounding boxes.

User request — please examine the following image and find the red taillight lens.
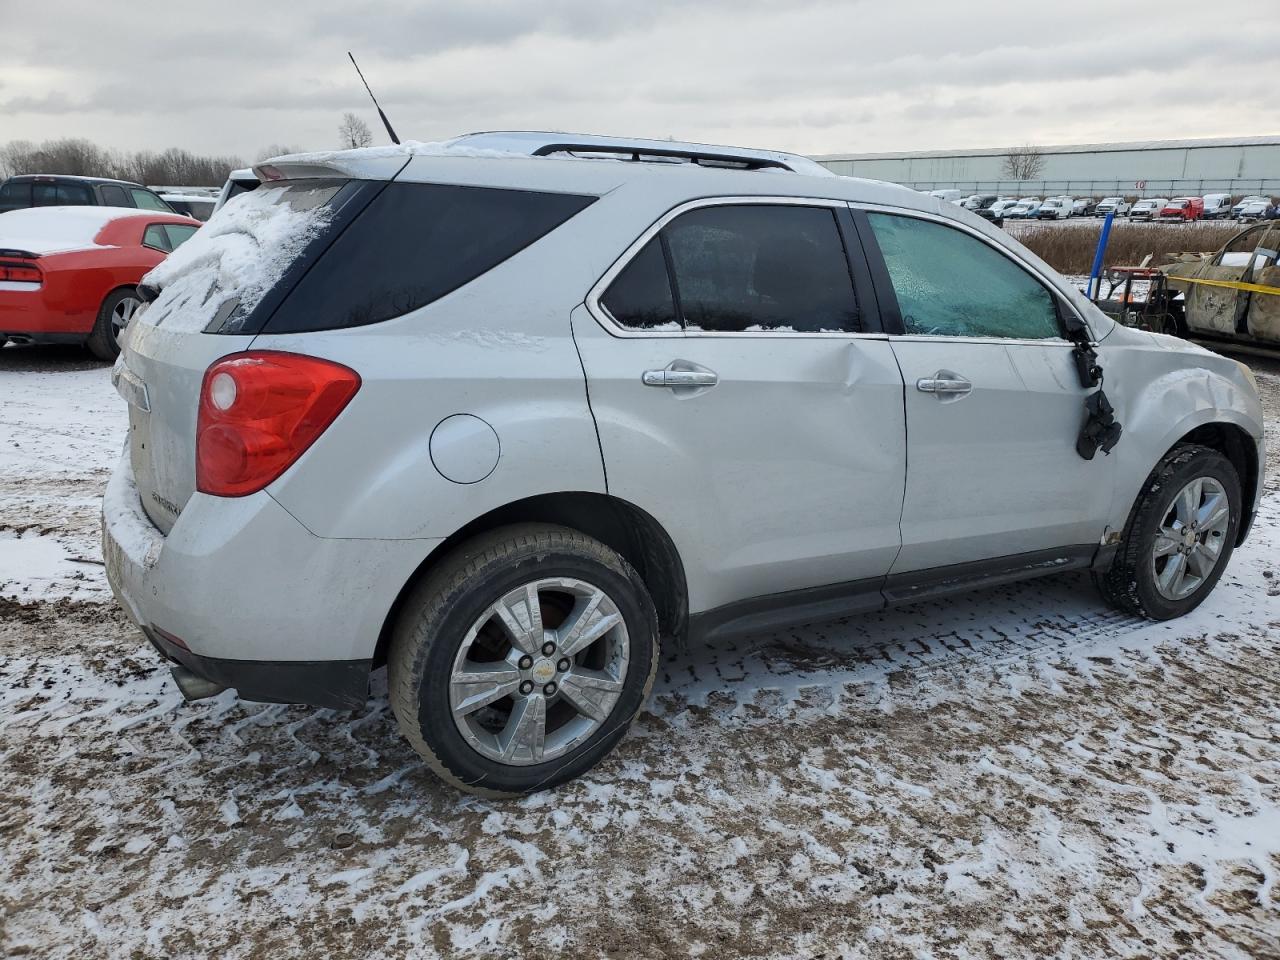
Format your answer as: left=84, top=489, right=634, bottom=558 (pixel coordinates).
left=196, top=351, right=360, bottom=497
left=0, top=258, right=42, bottom=285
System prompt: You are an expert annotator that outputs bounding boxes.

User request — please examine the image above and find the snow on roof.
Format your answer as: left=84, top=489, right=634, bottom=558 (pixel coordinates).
left=265, top=139, right=529, bottom=167
left=0, top=205, right=156, bottom=255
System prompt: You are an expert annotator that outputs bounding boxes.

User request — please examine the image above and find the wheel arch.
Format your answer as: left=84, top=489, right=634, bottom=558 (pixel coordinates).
left=1170, top=421, right=1260, bottom=545
left=372, top=491, right=689, bottom=668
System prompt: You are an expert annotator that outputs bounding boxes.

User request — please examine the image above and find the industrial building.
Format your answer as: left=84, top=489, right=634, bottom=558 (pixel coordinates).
left=813, top=135, right=1280, bottom=198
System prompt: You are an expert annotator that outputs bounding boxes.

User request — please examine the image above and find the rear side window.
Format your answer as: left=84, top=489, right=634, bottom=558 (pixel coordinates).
left=164, top=224, right=198, bottom=250
left=601, top=204, right=859, bottom=333
left=600, top=238, right=678, bottom=330
left=100, top=185, right=128, bottom=207
left=867, top=213, right=1060, bottom=340
left=264, top=183, right=595, bottom=333
left=667, top=206, right=858, bottom=333
left=142, top=224, right=171, bottom=251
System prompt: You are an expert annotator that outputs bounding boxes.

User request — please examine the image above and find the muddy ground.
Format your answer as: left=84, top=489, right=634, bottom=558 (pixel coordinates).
left=1, top=344, right=1278, bottom=959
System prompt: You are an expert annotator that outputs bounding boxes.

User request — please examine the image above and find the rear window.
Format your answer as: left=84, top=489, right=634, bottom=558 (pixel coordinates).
left=139, top=180, right=347, bottom=335
left=17, top=181, right=95, bottom=206
left=261, top=182, right=595, bottom=334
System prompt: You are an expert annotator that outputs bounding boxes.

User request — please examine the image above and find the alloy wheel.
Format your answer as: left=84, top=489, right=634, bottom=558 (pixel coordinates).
left=449, top=577, right=630, bottom=765
left=111, top=296, right=141, bottom=345
left=1150, top=476, right=1231, bottom=601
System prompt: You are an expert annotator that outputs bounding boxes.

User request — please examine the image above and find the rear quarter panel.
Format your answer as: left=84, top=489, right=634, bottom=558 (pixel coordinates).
left=24, top=245, right=160, bottom=334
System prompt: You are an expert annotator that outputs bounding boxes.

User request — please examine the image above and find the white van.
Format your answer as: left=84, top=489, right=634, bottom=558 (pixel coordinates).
left=1036, top=197, right=1073, bottom=220
left=1202, top=194, right=1232, bottom=220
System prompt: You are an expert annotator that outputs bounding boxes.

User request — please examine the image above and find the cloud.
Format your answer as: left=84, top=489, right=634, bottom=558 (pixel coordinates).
left=0, top=0, right=1276, bottom=161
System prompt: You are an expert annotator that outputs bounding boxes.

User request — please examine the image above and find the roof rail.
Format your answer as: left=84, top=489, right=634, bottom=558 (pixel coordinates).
left=445, top=131, right=835, bottom=177
left=531, top=142, right=789, bottom=171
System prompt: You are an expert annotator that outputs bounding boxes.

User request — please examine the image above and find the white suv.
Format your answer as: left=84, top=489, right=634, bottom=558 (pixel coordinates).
left=104, top=132, right=1265, bottom=795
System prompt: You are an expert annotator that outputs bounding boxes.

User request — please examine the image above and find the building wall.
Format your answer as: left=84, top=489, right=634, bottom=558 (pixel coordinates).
left=814, top=138, right=1280, bottom=197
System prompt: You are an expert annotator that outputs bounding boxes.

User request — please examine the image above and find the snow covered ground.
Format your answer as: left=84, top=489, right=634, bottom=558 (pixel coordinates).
left=1, top=342, right=1278, bottom=959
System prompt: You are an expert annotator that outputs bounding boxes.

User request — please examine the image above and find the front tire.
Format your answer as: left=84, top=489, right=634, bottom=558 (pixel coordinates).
left=388, top=523, right=660, bottom=797
left=1094, top=444, right=1240, bottom=620
left=87, top=287, right=141, bottom=360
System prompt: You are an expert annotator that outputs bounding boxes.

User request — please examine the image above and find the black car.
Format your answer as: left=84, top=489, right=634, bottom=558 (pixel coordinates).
left=0, top=175, right=176, bottom=214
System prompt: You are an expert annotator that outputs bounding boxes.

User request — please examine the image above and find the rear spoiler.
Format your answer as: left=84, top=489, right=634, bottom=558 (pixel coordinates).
left=0, top=248, right=40, bottom=259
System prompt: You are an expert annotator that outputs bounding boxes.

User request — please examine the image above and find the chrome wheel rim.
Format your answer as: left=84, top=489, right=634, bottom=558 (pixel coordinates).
left=1151, top=476, right=1231, bottom=601
left=111, top=296, right=140, bottom=344
left=449, top=577, right=629, bottom=766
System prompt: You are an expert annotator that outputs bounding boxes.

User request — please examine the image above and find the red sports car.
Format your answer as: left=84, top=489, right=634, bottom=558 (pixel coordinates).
left=0, top=206, right=201, bottom=359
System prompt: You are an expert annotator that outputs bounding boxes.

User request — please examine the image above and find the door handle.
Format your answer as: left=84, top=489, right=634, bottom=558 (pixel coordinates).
left=916, top=370, right=972, bottom=398
left=642, top=366, right=719, bottom=388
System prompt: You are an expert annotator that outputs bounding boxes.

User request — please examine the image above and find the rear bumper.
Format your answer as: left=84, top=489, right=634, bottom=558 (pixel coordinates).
left=144, top=626, right=370, bottom=709
left=102, top=448, right=436, bottom=709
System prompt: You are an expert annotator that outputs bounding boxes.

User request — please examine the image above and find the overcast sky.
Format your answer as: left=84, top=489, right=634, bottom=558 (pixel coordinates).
left=2, top=1, right=1277, bottom=161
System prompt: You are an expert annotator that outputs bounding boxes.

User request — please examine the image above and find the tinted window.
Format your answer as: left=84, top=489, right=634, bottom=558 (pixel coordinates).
left=867, top=213, right=1060, bottom=339
left=100, top=185, right=128, bottom=207
left=0, top=181, right=31, bottom=212
left=663, top=205, right=858, bottom=333
left=265, top=182, right=595, bottom=333
left=164, top=224, right=198, bottom=250
left=142, top=224, right=171, bottom=251
left=131, top=188, right=171, bottom=211
left=600, top=237, right=678, bottom=330
left=52, top=183, right=93, bottom=204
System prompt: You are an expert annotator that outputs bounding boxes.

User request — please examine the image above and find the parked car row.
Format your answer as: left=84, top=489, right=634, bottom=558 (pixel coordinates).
left=943, top=189, right=1277, bottom=227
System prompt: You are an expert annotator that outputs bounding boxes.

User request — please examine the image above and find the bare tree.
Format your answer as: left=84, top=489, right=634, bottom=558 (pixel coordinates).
left=338, top=113, right=373, bottom=150
left=0, top=137, right=241, bottom=186
left=256, top=144, right=304, bottom=162
left=1001, top=145, right=1047, bottom=181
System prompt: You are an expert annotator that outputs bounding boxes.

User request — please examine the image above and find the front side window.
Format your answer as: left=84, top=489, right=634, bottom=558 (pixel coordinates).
left=100, top=184, right=128, bottom=207
left=1218, top=225, right=1270, bottom=267
left=867, top=213, right=1060, bottom=340
left=600, top=203, right=859, bottom=333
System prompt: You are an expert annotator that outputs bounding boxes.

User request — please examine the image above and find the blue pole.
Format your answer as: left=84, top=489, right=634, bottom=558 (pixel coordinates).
left=1087, top=211, right=1115, bottom=299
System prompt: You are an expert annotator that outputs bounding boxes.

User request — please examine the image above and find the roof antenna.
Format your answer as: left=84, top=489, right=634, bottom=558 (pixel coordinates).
left=348, top=52, right=400, bottom=145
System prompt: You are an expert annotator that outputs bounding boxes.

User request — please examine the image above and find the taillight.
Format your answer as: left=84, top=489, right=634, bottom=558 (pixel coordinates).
left=0, top=257, right=42, bottom=286
left=196, top=351, right=360, bottom=497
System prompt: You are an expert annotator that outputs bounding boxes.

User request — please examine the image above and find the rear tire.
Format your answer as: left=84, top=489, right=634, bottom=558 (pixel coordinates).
left=86, top=287, right=141, bottom=361
left=388, top=523, right=660, bottom=797
left=1094, top=444, right=1240, bottom=620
